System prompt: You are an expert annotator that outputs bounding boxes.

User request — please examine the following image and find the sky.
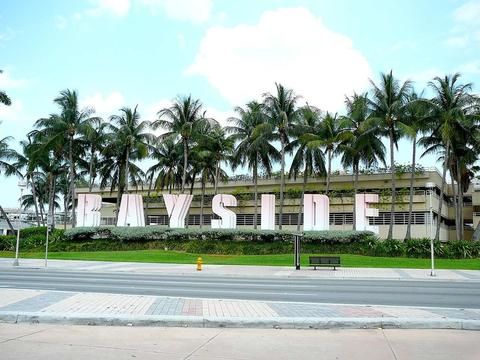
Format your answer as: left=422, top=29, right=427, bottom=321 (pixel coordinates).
left=1, top=0, right=480, bottom=208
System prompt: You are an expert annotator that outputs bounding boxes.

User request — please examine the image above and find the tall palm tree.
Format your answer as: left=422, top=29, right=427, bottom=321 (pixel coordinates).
left=402, top=92, right=430, bottom=240
left=81, top=117, right=107, bottom=192
left=105, top=106, right=152, bottom=217
left=227, top=101, right=280, bottom=229
left=34, top=89, right=98, bottom=226
left=0, top=135, right=19, bottom=177
left=287, top=105, right=326, bottom=231
left=321, top=112, right=341, bottom=196
left=205, top=125, right=234, bottom=194
left=369, top=71, right=412, bottom=239
left=154, top=96, right=213, bottom=193
left=263, top=83, right=300, bottom=230
left=0, top=70, right=11, bottom=106
left=423, top=73, right=478, bottom=240
left=339, top=93, right=386, bottom=230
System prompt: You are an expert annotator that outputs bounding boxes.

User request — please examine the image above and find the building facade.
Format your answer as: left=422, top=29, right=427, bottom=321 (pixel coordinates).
left=76, top=169, right=480, bottom=241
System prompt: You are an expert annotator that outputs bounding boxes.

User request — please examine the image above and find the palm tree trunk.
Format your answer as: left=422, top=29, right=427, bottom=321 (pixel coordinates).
left=435, top=142, right=450, bottom=241
left=253, top=160, right=258, bottom=230
left=47, top=174, right=56, bottom=229
left=449, top=169, right=457, bottom=240
left=405, top=136, right=416, bottom=240
left=190, top=171, right=196, bottom=195
left=297, top=162, right=308, bottom=231
left=29, top=174, right=41, bottom=227
left=200, top=177, right=205, bottom=229
left=69, top=135, right=76, bottom=227
left=326, top=148, right=332, bottom=195
left=456, top=160, right=463, bottom=240
left=145, top=174, right=153, bottom=225
left=115, top=162, right=125, bottom=223
left=353, top=163, right=359, bottom=230
left=88, top=146, right=95, bottom=192
left=279, top=137, right=286, bottom=230
left=124, top=148, right=129, bottom=194
left=182, top=139, right=188, bottom=193
left=387, top=130, right=396, bottom=240
left=214, top=160, right=220, bottom=195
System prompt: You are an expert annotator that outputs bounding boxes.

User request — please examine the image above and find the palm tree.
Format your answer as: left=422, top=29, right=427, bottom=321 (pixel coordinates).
left=154, top=96, right=213, bottom=193
left=263, top=83, right=300, bottom=230
left=105, top=106, right=152, bottom=217
left=339, top=93, right=386, bottom=230
left=321, top=112, right=341, bottom=196
left=34, top=89, right=98, bottom=226
left=82, top=118, right=107, bottom=192
left=423, top=73, right=478, bottom=240
left=0, top=135, right=19, bottom=177
left=0, top=70, right=11, bottom=106
left=205, top=125, right=234, bottom=194
left=227, top=101, right=280, bottom=229
left=287, top=105, right=326, bottom=231
left=402, top=92, right=430, bottom=240
left=369, top=71, right=412, bottom=239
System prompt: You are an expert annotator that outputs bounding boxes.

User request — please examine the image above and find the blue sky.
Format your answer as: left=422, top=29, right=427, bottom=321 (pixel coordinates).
left=1, top=0, right=480, bottom=207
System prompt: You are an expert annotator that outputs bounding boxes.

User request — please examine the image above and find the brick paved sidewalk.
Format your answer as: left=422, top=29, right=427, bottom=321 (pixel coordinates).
left=1, top=258, right=479, bottom=281
left=0, top=288, right=479, bottom=329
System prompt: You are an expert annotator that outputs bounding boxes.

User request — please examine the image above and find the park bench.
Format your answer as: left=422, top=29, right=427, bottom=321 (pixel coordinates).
left=309, top=256, right=341, bottom=270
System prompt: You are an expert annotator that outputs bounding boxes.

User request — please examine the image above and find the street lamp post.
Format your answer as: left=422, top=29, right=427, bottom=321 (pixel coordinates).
left=13, top=180, right=27, bottom=267
left=425, top=182, right=436, bottom=277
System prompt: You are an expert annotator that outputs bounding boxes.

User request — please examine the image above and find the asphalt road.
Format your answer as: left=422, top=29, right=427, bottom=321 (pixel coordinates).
left=0, top=268, right=479, bottom=309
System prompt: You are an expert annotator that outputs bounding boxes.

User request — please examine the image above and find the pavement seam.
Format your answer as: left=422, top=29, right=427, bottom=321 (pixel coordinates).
left=0, top=327, right=48, bottom=344
left=182, top=329, right=224, bottom=360
left=381, top=329, right=399, bottom=360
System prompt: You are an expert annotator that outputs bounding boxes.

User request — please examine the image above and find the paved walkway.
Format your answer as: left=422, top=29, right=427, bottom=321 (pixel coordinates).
left=1, top=325, right=479, bottom=359
left=0, top=288, right=479, bottom=329
left=1, top=258, right=479, bottom=281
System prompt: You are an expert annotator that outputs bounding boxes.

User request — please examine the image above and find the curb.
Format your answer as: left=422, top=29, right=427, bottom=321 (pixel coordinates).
left=1, top=312, right=479, bottom=330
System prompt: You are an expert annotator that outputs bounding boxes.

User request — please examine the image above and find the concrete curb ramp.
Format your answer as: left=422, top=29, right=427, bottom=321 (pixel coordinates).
left=1, top=312, right=479, bottom=330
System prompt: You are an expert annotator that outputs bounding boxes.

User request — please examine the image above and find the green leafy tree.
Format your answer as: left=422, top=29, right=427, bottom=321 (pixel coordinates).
left=0, top=70, right=11, bottom=106
left=227, top=101, right=280, bottom=229
left=339, top=93, right=386, bottom=230
left=287, top=104, right=326, bottom=231
left=369, top=71, right=412, bottom=239
left=263, top=83, right=299, bottom=230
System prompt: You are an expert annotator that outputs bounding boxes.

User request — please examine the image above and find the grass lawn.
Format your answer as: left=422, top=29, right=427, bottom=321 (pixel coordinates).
left=0, top=250, right=479, bottom=270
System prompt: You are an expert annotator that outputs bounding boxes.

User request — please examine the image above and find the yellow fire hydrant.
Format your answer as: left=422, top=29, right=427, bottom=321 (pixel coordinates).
left=196, top=257, right=203, bottom=271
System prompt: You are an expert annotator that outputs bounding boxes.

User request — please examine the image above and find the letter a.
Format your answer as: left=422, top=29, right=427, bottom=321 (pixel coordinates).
left=117, top=194, right=145, bottom=227
left=163, top=194, right=193, bottom=228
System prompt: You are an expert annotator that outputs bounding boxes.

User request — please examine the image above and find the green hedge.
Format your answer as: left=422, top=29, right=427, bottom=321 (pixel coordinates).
left=2, top=226, right=480, bottom=259
left=64, top=227, right=375, bottom=244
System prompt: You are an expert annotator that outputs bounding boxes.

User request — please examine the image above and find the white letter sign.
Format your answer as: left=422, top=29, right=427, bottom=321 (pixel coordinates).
left=77, top=194, right=102, bottom=227
left=211, top=194, right=237, bottom=229
left=355, top=194, right=379, bottom=234
left=303, top=194, right=330, bottom=231
left=261, top=194, right=276, bottom=230
left=117, top=194, right=145, bottom=227
left=163, top=194, right=193, bottom=228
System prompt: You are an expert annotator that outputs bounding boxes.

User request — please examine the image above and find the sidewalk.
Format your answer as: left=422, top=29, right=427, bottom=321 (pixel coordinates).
left=1, top=258, right=479, bottom=281
left=0, top=288, right=479, bottom=330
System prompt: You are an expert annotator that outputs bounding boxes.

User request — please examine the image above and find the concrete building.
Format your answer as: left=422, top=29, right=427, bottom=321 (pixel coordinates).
left=76, top=169, right=479, bottom=241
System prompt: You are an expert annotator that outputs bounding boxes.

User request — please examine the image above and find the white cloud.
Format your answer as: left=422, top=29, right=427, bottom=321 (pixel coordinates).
left=55, top=16, right=68, bottom=30
left=447, top=0, right=480, bottom=48
left=0, top=70, right=27, bottom=89
left=139, top=0, right=212, bottom=23
left=81, top=91, right=125, bottom=118
left=0, top=100, right=23, bottom=123
left=454, top=0, right=480, bottom=25
left=186, top=7, right=372, bottom=111
left=457, top=61, right=480, bottom=75
left=86, top=0, right=131, bottom=17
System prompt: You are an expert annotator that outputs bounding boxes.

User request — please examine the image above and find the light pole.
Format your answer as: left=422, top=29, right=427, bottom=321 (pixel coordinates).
left=425, top=182, right=435, bottom=277
left=13, top=180, right=27, bottom=266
